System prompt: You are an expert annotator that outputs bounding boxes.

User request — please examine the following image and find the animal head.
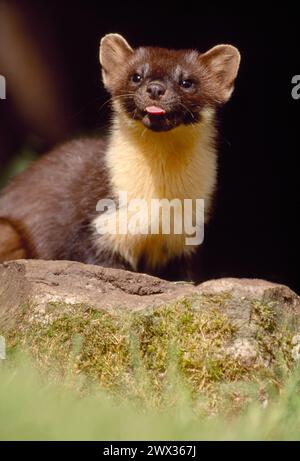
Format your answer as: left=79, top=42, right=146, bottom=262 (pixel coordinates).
left=100, top=33, right=240, bottom=132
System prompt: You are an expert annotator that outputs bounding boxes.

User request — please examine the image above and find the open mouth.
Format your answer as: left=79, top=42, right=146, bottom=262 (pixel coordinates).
left=141, top=105, right=176, bottom=132
left=145, top=105, right=166, bottom=116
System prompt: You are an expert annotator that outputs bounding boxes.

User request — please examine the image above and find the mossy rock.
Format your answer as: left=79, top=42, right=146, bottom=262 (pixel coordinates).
left=1, top=259, right=300, bottom=414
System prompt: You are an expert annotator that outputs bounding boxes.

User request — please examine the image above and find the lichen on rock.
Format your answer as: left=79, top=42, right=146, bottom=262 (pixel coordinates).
left=1, top=259, right=300, bottom=413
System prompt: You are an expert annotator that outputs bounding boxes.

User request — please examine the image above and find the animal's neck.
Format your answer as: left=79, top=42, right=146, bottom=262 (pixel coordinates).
left=93, top=107, right=217, bottom=270
left=106, top=106, right=217, bottom=201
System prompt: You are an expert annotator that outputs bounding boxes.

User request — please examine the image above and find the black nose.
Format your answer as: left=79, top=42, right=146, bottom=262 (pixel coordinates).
left=146, top=82, right=166, bottom=99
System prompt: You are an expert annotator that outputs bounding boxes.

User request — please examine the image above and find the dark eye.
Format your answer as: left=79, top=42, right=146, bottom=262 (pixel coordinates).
left=131, top=73, right=143, bottom=83
left=179, top=79, right=193, bottom=89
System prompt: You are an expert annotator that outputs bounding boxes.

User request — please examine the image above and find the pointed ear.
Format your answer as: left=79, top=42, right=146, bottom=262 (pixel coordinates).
left=99, top=33, right=133, bottom=89
left=200, top=44, right=241, bottom=103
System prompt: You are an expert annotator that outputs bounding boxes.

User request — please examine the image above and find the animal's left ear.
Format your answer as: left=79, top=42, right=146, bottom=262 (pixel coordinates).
left=200, top=44, right=241, bottom=103
left=100, top=33, right=134, bottom=90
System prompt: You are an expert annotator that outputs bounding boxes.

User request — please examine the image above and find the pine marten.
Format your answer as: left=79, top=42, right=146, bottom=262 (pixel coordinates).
left=0, top=34, right=240, bottom=281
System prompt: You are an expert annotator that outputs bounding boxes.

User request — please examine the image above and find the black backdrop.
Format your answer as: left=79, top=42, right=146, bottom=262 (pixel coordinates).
left=1, top=3, right=299, bottom=291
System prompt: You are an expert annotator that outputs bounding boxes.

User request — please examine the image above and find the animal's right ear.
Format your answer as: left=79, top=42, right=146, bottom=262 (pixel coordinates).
left=200, top=44, right=241, bottom=104
left=99, top=33, right=133, bottom=90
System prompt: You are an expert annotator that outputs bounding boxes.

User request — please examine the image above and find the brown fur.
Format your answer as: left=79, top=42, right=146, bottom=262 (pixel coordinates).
left=0, top=35, right=240, bottom=281
left=0, top=138, right=118, bottom=265
left=100, top=34, right=240, bottom=132
left=0, top=218, right=27, bottom=262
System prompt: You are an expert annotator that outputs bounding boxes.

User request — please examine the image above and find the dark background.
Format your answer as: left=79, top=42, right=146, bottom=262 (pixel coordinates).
left=0, top=2, right=298, bottom=291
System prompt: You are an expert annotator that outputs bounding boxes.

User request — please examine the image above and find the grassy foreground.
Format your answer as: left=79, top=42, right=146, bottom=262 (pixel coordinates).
left=1, top=296, right=300, bottom=440
left=0, top=357, right=300, bottom=440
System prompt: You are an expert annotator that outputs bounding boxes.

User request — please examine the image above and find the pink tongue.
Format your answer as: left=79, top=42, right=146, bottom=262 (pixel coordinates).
left=146, top=106, right=166, bottom=115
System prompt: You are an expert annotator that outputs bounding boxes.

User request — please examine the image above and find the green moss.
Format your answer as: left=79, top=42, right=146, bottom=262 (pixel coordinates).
left=5, top=294, right=298, bottom=415
left=251, top=300, right=294, bottom=368
left=252, top=300, right=278, bottom=333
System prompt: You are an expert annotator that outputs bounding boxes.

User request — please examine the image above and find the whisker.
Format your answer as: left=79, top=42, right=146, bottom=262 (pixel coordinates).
left=177, top=102, right=196, bottom=120
left=98, top=94, right=135, bottom=112
left=141, top=127, right=147, bottom=137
